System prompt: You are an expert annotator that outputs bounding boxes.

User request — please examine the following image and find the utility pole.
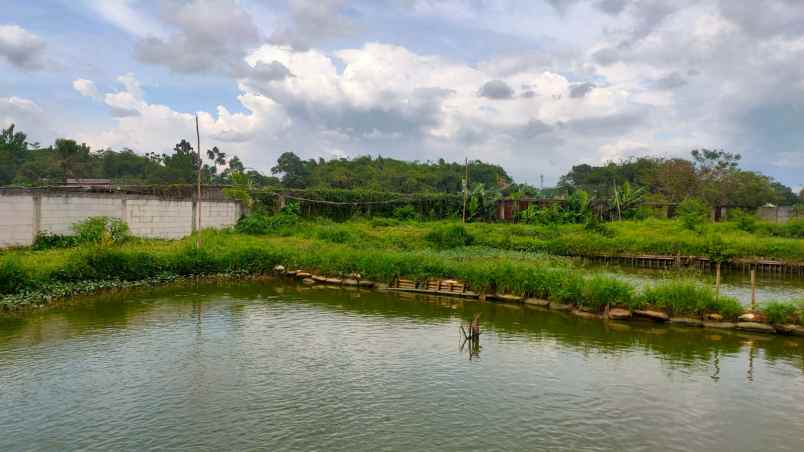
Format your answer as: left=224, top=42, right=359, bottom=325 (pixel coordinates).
left=462, top=158, right=469, bottom=223
left=195, top=115, right=202, bottom=249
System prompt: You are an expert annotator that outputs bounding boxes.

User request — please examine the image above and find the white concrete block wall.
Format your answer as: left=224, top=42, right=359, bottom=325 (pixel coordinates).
left=0, top=195, right=35, bottom=247
left=127, top=199, right=194, bottom=239
left=40, top=195, right=123, bottom=235
left=200, top=201, right=242, bottom=229
left=0, top=191, right=242, bottom=247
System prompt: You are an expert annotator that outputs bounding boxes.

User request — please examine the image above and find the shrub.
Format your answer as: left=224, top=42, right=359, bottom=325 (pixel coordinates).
left=781, top=219, right=804, bottom=239
left=169, top=247, right=218, bottom=276
left=677, top=198, right=709, bottom=231
left=73, top=216, right=130, bottom=246
left=392, top=205, right=418, bottom=221
left=704, top=234, right=735, bottom=263
left=32, top=232, right=79, bottom=250
left=584, top=218, right=614, bottom=237
left=235, top=212, right=273, bottom=234
left=761, top=301, right=800, bottom=325
left=0, top=258, right=28, bottom=294
left=579, top=275, right=634, bottom=311
left=728, top=209, right=758, bottom=233
left=640, top=280, right=743, bottom=319
left=235, top=211, right=298, bottom=235
left=424, top=224, right=475, bottom=249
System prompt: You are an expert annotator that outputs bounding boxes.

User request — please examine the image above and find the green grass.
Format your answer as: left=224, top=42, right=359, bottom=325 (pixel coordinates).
left=1, top=225, right=786, bottom=322
left=640, top=280, right=743, bottom=319
left=219, top=217, right=804, bottom=262
left=761, top=300, right=804, bottom=325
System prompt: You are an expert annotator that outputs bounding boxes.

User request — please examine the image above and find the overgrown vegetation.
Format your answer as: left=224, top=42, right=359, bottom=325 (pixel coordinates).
left=641, top=280, right=742, bottom=319
left=762, top=300, right=804, bottom=325
left=32, top=216, right=130, bottom=250
left=3, top=223, right=798, bottom=324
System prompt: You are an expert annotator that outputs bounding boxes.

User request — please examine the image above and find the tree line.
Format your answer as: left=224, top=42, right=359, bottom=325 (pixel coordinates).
left=558, top=150, right=801, bottom=209
left=2, top=123, right=801, bottom=209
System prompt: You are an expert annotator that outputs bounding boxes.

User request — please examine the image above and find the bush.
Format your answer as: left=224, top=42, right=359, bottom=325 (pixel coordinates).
left=704, top=234, right=735, bottom=263
left=677, top=198, right=709, bottom=231
left=0, top=258, right=28, bottom=294
left=169, top=247, right=219, bottom=276
left=781, top=219, right=804, bottom=239
left=761, top=301, right=801, bottom=325
left=579, top=275, right=634, bottom=311
left=728, top=209, right=758, bottom=233
left=424, top=224, right=475, bottom=249
left=235, top=212, right=273, bottom=234
left=73, top=217, right=130, bottom=246
left=32, top=232, right=79, bottom=250
left=640, top=280, right=742, bottom=319
left=235, top=211, right=298, bottom=235
left=584, top=218, right=614, bottom=237
left=392, top=205, right=418, bottom=221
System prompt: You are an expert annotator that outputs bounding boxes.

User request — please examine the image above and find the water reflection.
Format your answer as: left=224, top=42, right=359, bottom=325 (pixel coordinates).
left=1, top=280, right=803, bottom=451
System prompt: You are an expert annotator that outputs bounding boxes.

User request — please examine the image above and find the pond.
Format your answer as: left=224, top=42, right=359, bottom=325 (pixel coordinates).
left=1, top=281, right=803, bottom=451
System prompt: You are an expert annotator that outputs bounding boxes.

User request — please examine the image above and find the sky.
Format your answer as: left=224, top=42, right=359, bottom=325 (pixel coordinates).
left=1, top=0, right=803, bottom=189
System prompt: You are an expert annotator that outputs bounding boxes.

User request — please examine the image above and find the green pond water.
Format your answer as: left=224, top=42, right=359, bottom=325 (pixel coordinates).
left=1, top=281, right=803, bottom=451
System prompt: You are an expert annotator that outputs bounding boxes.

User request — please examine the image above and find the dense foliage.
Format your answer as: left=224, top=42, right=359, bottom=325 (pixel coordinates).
left=559, top=150, right=799, bottom=208
left=270, top=151, right=511, bottom=193
left=4, top=226, right=800, bottom=323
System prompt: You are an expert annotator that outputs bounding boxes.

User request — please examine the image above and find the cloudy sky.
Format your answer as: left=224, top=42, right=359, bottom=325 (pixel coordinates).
left=2, top=0, right=803, bottom=188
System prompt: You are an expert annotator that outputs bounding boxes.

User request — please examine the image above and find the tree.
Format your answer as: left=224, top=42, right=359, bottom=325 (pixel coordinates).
left=0, top=124, right=33, bottom=185
left=53, top=139, right=96, bottom=179
left=161, top=139, right=197, bottom=183
left=272, top=152, right=311, bottom=188
left=691, top=149, right=741, bottom=177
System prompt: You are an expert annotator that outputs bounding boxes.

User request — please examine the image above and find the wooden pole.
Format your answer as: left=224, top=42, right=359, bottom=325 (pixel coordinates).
left=195, top=115, right=202, bottom=249
left=750, top=269, right=757, bottom=311
left=715, top=262, right=721, bottom=298
left=462, top=157, right=469, bottom=223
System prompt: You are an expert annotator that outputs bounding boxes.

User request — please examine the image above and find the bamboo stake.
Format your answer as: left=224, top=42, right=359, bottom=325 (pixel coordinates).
left=195, top=115, right=202, bottom=249
left=750, top=269, right=757, bottom=311
left=462, top=157, right=469, bottom=223
left=715, top=262, right=721, bottom=298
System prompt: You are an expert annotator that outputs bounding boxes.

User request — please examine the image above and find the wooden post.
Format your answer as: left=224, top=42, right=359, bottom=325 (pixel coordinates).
left=462, top=158, right=469, bottom=223
left=750, top=269, right=757, bottom=311
left=715, top=262, right=721, bottom=298
left=195, top=115, right=202, bottom=249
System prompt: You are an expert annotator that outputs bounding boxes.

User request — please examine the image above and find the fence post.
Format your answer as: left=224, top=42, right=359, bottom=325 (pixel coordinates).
left=715, top=262, right=721, bottom=298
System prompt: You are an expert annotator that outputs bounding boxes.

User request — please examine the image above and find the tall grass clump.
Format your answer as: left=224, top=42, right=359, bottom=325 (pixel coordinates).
left=424, top=224, right=474, bottom=249
left=640, top=280, right=742, bottom=319
left=74, top=216, right=130, bottom=246
left=0, top=258, right=29, bottom=294
left=579, top=275, right=635, bottom=311
left=761, top=300, right=803, bottom=325
left=677, top=198, right=709, bottom=231
left=31, top=216, right=129, bottom=250
left=235, top=210, right=298, bottom=235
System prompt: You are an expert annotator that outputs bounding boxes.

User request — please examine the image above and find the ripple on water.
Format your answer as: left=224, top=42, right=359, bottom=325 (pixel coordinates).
left=0, top=283, right=803, bottom=451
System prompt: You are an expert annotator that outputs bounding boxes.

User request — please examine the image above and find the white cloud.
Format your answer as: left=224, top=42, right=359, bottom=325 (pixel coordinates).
left=76, top=73, right=290, bottom=168
left=72, top=79, right=100, bottom=99
left=0, top=24, right=47, bottom=70
left=83, top=0, right=164, bottom=38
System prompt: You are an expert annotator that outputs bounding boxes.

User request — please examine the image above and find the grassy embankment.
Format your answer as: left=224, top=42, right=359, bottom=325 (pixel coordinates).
left=272, top=217, right=804, bottom=262
left=1, top=217, right=803, bottom=325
